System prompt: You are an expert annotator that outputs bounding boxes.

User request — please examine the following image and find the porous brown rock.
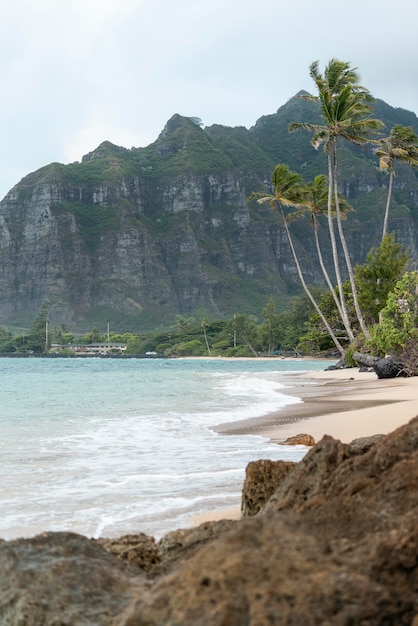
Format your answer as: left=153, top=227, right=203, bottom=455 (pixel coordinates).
left=157, top=519, right=237, bottom=574
left=241, top=459, right=295, bottom=517
left=346, top=433, right=385, bottom=455
left=0, top=531, right=147, bottom=625
left=97, top=533, right=161, bottom=573
left=282, top=433, right=315, bottom=446
left=3, top=417, right=418, bottom=625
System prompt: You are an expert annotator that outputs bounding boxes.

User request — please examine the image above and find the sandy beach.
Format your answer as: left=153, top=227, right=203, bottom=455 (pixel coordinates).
left=215, top=367, right=418, bottom=443
left=193, top=366, right=418, bottom=525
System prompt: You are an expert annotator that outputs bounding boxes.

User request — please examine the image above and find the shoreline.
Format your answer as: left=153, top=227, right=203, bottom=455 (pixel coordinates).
left=214, top=368, right=418, bottom=444
left=192, top=368, right=418, bottom=525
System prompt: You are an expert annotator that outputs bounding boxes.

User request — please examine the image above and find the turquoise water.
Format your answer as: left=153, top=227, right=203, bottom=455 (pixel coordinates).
left=0, top=357, right=330, bottom=539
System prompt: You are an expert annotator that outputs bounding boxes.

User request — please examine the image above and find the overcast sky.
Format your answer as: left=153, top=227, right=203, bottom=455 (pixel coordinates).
left=0, top=0, right=417, bottom=199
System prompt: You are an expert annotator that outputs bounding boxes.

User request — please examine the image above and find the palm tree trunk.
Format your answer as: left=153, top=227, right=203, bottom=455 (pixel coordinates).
left=382, top=172, right=394, bottom=241
left=326, top=148, right=355, bottom=343
left=312, top=214, right=350, bottom=341
left=332, top=143, right=371, bottom=340
left=203, top=327, right=211, bottom=354
left=280, top=205, right=345, bottom=355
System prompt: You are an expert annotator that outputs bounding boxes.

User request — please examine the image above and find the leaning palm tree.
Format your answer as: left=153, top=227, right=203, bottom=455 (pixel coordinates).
left=290, top=58, right=384, bottom=340
left=376, top=125, right=418, bottom=240
left=252, top=164, right=345, bottom=355
left=289, top=174, right=355, bottom=342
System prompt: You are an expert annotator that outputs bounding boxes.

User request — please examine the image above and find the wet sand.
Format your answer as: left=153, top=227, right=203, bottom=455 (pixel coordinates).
left=214, top=368, right=418, bottom=444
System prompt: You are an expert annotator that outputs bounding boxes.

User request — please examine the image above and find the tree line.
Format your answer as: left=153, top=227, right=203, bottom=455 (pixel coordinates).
left=0, top=295, right=318, bottom=358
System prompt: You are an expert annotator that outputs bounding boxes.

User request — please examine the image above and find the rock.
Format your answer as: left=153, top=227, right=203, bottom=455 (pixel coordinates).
left=97, top=532, right=161, bottom=573
left=157, top=519, right=237, bottom=574
left=264, top=434, right=349, bottom=513
left=347, top=433, right=385, bottom=455
left=241, top=459, right=295, bottom=517
left=374, top=356, right=408, bottom=378
left=282, top=433, right=315, bottom=446
left=0, top=531, right=146, bottom=625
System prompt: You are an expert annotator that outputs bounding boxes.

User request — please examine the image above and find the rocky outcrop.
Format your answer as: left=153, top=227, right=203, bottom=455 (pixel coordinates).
left=374, top=355, right=409, bottom=378
left=282, top=432, right=315, bottom=446
left=241, top=459, right=295, bottom=517
left=0, top=531, right=148, bottom=625
left=3, top=417, right=418, bottom=624
left=156, top=519, right=238, bottom=575
left=97, top=533, right=161, bottom=573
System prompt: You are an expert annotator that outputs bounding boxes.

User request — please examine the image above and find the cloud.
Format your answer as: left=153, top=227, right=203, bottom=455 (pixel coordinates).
left=0, top=0, right=417, bottom=198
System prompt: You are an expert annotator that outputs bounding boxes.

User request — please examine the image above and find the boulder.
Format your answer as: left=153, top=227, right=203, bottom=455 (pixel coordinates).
left=282, top=433, right=315, bottom=446
left=374, top=356, right=408, bottom=378
left=347, top=433, right=385, bottom=455
left=241, top=459, right=295, bottom=517
left=97, top=532, right=161, bottom=573
left=0, top=531, right=146, bottom=625
left=157, top=519, right=237, bottom=574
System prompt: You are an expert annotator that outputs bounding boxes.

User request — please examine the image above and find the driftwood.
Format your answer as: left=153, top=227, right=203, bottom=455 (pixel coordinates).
left=352, top=352, right=379, bottom=368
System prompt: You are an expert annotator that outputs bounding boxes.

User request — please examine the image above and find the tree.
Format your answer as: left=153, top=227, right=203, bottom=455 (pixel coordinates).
left=290, top=174, right=354, bottom=342
left=259, top=298, right=283, bottom=355
left=303, top=235, right=410, bottom=349
left=225, top=313, right=260, bottom=357
left=290, top=58, right=384, bottom=340
left=355, top=234, right=410, bottom=325
left=376, top=125, right=418, bottom=240
left=367, top=271, right=418, bottom=356
left=201, top=317, right=211, bottom=355
left=253, top=164, right=345, bottom=355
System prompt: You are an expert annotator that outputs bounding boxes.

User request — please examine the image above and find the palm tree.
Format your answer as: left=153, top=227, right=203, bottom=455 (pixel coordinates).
left=253, top=164, right=345, bottom=355
left=201, top=317, right=211, bottom=354
left=290, top=58, right=384, bottom=341
left=289, top=174, right=355, bottom=342
left=376, top=125, right=418, bottom=240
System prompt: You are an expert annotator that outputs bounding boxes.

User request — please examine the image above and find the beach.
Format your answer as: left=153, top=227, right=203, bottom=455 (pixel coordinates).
left=193, top=366, right=418, bottom=525
left=215, top=366, right=418, bottom=443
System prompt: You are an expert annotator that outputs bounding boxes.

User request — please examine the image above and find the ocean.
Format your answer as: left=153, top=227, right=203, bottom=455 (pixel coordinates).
left=0, top=357, right=330, bottom=540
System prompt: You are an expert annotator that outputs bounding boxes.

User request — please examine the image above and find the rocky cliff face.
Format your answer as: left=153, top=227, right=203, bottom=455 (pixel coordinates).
left=0, top=103, right=417, bottom=330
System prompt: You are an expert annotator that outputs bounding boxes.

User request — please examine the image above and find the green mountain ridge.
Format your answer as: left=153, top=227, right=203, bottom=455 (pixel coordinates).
left=1, top=94, right=417, bottom=331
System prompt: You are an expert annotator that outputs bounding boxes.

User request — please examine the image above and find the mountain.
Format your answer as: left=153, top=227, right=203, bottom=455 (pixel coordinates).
left=0, top=96, right=417, bottom=331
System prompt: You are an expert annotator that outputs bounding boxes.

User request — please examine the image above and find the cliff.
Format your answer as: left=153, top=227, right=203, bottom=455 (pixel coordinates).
left=0, top=99, right=417, bottom=331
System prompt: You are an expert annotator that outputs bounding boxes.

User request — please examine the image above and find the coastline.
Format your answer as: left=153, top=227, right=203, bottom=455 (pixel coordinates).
left=192, top=367, right=418, bottom=525
left=214, top=368, right=418, bottom=444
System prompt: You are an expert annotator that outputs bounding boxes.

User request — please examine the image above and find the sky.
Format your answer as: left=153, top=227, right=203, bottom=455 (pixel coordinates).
left=0, top=0, right=417, bottom=199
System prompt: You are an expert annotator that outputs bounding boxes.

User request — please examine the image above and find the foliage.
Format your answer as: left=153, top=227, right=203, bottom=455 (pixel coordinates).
left=167, top=340, right=207, bottom=357
left=376, top=124, right=418, bottom=239
left=224, top=313, right=261, bottom=357
left=367, top=271, right=418, bottom=356
left=355, top=234, right=410, bottom=325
